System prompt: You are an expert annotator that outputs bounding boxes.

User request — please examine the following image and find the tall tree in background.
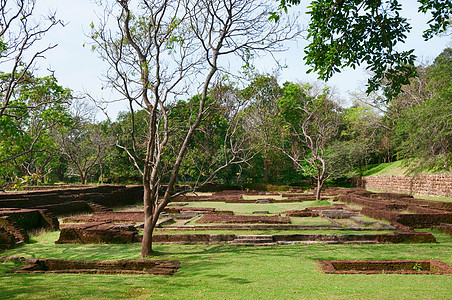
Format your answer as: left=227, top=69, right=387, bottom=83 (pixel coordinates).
left=276, top=82, right=341, bottom=200
left=393, top=48, right=452, bottom=173
left=241, top=75, right=284, bottom=183
left=335, top=101, right=388, bottom=176
left=0, top=1, right=66, bottom=187
left=0, top=74, right=72, bottom=187
left=56, top=117, right=112, bottom=185
left=91, top=0, right=299, bottom=257
left=172, top=85, right=255, bottom=185
left=273, top=0, right=451, bottom=99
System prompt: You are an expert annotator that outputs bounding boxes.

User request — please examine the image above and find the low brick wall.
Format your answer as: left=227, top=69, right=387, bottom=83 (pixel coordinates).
left=355, top=175, right=452, bottom=197
left=0, top=185, right=144, bottom=216
left=1, top=257, right=181, bottom=275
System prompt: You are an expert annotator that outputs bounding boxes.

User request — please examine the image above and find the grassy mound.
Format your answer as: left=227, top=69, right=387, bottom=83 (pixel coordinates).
left=362, top=161, right=409, bottom=176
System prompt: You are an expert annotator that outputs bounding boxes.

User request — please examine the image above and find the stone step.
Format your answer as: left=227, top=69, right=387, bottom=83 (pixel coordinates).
left=230, top=235, right=274, bottom=245
left=229, top=241, right=276, bottom=246
left=234, top=235, right=273, bottom=240
left=342, top=240, right=378, bottom=244
left=232, top=238, right=274, bottom=243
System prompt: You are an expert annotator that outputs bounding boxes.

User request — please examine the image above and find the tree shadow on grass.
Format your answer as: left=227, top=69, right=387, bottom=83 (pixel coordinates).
left=158, top=243, right=299, bottom=257
left=0, top=264, right=194, bottom=299
left=206, top=274, right=252, bottom=284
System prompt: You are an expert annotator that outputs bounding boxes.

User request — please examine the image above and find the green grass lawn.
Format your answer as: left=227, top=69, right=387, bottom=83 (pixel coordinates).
left=182, top=216, right=333, bottom=227
left=416, top=195, right=452, bottom=203
left=366, top=190, right=452, bottom=203
left=1, top=230, right=451, bottom=299
left=179, top=200, right=332, bottom=215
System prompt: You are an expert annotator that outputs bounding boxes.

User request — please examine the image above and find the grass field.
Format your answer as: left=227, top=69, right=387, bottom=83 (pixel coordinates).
left=1, top=229, right=451, bottom=299
left=180, top=200, right=332, bottom=215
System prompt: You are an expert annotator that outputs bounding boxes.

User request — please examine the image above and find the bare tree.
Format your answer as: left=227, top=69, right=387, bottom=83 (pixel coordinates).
left=54, top=100, right=112, bottom=185
left=271, top=82, right=341, bottom=200
left=91, top=0, right=300, bottom=256
left=241, top=74, right=284, bottom=182
left=56, top=123, right=109, bottom=185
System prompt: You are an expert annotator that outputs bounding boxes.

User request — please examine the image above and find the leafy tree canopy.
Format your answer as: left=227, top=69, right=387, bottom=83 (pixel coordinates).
left=392, top=47, right=452, bottom=173
left=272, top=0, right=452, bottom=99
left=0, top=72, right=73, bottom=186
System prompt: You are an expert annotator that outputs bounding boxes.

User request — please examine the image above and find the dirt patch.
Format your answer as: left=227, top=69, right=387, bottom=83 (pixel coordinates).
left=1, top=257, right=180, bottom=275
left=318, top=259, right=452, bottom=274
left=196, top=214, right=290, bottom=224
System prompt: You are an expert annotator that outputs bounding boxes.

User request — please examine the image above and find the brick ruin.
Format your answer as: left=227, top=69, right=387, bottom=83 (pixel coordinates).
left=0, top=208, right=59, bottom=249
left=56, top=222, right=140, bottom=244
left=335, top=188, right=452, bottom=230
left=53, top=188, right=442, bottom=245
left=3, top=185, right=450, bottom=276
left=2, top=186, right=450, bottom=248
left=0, top=185, right=143, bottom=249
left=355, top=174, right=452, bottom=197
left=0, top=185, right=143, bottom=215
left=172, top=192, right=325, bottom=203
left=317, top=259, right=452, bottom=275
left=1, top=256, right=180, bottom=275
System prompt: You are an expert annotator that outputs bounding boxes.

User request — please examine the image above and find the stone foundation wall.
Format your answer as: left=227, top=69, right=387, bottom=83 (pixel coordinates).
left=355, top=175, right=452, bottom=197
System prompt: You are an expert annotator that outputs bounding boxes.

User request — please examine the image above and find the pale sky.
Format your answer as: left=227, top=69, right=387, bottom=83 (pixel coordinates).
left=32, top=0, right=451, bottom=119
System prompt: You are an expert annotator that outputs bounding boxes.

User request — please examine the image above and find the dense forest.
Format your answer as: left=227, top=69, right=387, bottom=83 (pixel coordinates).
left=1, top=47, right=450, bottom=190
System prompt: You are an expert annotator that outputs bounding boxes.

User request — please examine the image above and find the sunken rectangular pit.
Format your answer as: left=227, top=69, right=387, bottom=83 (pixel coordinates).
left=196, top=214, right=290, bottom=224
left=318, top=259, right=452, bottom=274
left=3, top=257, right=180, bottom=275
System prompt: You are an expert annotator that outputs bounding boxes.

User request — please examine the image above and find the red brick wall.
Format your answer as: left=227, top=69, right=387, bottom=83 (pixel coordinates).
left=355, top=175, right=452, bottom=197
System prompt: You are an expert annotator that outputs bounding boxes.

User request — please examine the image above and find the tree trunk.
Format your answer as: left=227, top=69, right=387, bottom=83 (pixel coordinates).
left=358, top=160, right=363, bottom=177
left=141, top=218, right=154, bottom=257
left=80, top=173, right=86, bottom=185
left=263, top=158, right=270, bottom=183
left=316, top=178, right=323, bottom=201
left=100, top=164, right=104, bottom=184
left=141, top=185, right=155, bottom=257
